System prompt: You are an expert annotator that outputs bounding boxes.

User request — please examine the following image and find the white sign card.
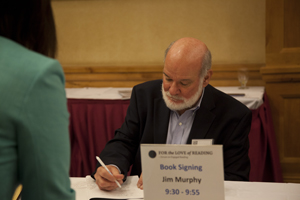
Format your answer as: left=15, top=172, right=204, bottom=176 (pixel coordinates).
left=191, top=139, right=213, bottom=146
left=141, top=144, right=224, bottom=200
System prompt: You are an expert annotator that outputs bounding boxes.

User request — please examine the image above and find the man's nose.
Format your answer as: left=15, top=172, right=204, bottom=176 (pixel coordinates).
left=169, top=82, right=180, bottom=96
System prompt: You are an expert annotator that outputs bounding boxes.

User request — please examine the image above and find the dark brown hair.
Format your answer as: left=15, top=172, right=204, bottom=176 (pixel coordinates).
left=0, top=0, right=57, bottom=58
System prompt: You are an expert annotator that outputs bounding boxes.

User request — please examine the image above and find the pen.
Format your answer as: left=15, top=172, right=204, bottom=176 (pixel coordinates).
left=96, top=156, right=122, bottom=188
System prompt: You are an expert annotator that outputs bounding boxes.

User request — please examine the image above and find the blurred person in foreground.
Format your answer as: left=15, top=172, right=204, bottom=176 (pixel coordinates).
left=0, top=0, right=75, bottom=199
left=93, top=37, right=252, bottom=191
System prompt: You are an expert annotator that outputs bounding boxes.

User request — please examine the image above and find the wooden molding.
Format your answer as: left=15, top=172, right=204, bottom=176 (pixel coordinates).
left=63, top=64, right=265, bottom=88
left=63, top=65, right=164, bottom=73
left=260, top=65, right=300, bottom=83
left=210, top=64, right=265, bottom=86
left=63, top=65, right=163, bottom=88
left=284, top=175, right=300, bottom=184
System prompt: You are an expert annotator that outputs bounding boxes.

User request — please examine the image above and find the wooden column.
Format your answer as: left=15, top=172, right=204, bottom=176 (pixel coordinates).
left=261, top=0, right=300, bottom=183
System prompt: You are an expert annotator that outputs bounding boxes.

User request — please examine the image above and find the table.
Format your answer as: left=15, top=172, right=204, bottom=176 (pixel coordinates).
left=66, top=87, right=264, bottom=109
left=66, top=86, right=283, bottom=182
left=70, top=177, right=300, bottom=200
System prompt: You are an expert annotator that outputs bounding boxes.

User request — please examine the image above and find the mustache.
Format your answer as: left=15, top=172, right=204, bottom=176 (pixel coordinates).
left=165, top=91, right=184, bottom=101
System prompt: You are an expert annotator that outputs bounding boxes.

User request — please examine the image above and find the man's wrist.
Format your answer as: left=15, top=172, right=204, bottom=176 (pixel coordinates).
left=108, top=164, right=121, bottom=174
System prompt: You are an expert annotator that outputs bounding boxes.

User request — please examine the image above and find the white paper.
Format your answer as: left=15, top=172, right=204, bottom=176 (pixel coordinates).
left=70, top=177, right=89, bottom=200
left=85, top=175, right=144, bottom=199
left=70, top=177, right=300, bottom=200
left=224, top=181, right=300, bottom=200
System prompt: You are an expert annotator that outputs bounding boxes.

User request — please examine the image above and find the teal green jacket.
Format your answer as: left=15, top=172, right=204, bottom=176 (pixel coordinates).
left=0, top=36, right=75, bottom=200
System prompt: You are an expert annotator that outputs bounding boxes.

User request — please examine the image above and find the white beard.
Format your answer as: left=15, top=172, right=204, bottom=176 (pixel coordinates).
left=162, top=82, right=203, bottom=112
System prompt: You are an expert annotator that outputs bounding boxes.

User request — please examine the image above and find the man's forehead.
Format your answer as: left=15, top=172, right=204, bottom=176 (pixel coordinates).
left=163, top=69, right=198, bottom=81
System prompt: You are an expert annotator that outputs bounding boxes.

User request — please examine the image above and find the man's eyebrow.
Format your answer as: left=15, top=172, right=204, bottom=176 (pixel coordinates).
left=181, top=79, right=192, bottom=82
left=163, top=72, right=170, bottom=78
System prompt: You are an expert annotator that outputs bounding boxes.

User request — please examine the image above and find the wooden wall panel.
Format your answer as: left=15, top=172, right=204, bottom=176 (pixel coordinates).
left=283, top=98, right=300, bottom=158
left=266, top=0, right=300, bottom=65
left=284, top=0, right=300, bottom=48
left=260, top=79, right=300, bottom=183
left=263, top=0, right=300, bottom=183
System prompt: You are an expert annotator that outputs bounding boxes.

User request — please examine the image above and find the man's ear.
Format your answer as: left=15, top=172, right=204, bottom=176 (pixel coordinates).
left=203, top=70, right=213, bottom=88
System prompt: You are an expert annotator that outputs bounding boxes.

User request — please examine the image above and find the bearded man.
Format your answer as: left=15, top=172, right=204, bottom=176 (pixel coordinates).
left=93, top=37, right=252, bottom=191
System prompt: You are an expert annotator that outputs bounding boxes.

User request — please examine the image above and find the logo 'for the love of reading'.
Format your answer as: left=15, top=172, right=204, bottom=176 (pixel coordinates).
left=148, top=150, right=156, bottom=158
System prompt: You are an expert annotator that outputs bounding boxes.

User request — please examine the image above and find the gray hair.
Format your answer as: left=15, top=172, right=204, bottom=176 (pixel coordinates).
left=164, top=41, right=212, bottom=78
left=164, top=41, right=175, bottom=63
left=200, top=49, right=211, bottom=78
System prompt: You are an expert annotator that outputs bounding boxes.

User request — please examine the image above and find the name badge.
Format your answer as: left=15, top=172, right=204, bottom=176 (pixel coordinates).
left=141, top=144, right=224, bottom=200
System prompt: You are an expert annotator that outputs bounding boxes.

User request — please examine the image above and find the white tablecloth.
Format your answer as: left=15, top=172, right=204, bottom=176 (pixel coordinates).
left=70, top=177, right=300, bottom=200
left=215, top=86, right=264, bottom=110
left=66, top=86, right=265, bottom=109
left=66, top=87, right=132, bottom=100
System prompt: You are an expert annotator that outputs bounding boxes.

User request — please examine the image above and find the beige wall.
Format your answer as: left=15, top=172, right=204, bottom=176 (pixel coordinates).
left=52, top=0, right=265, bottom=67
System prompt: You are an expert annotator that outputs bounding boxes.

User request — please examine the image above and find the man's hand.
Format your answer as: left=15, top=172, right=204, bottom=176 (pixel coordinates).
left=94, top=165, right=124, bottom=191
left=137, top=173, right=143, bottom=190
